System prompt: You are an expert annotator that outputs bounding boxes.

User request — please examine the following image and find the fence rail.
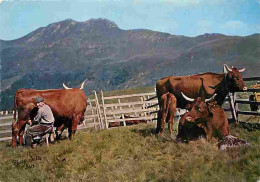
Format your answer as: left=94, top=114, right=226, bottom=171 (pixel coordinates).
left=99, top=89, right=159, bottom=128
left=225, top=76, right=260, bottom=122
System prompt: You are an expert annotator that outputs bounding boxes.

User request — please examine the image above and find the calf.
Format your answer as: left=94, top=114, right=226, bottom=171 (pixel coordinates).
left=158, top=92, right=177, bottom=138
left=179, top=93, right=229, bottom=141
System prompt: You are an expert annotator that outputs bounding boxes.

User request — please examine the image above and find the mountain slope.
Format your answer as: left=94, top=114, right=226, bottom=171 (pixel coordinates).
left=1, top=18, right=259, bottom=110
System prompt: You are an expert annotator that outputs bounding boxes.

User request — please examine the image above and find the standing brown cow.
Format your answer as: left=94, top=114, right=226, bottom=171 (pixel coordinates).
left=156, top=64, right=246, bottom=135
left=12, top=81, right=87, bottom=147
left=179, top=93, right=229, bottom=141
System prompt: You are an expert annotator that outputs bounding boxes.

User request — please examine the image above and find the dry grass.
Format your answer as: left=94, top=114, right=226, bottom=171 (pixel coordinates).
left=0, top=123, right=259, bottom=182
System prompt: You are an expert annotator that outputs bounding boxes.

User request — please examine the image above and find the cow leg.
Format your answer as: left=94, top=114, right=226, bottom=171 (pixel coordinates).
left=205, top=122, right=213, bottom=141
left=12, top=127, right=18, bottom=148
left=68, top=115, right=81, bottom=139
left=156, top=111, right=162, bottom=134
left=19, top=123, right=26, bottom=145
left=12, top=120, right=27, bottom=147
left=168, top=114, right=175, bottom=139
left=220, top=121, right=229, bottom=137
left=159, top=108, right=167, bottom=137
left=56, top=124, right=65, bottom=140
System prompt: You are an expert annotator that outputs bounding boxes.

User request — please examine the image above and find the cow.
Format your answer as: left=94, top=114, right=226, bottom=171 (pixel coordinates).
left=156, top=64, right=246, bottom=135
left=12, top=81, right=87, bottom=147
left=178, top=93, right=229, bottom=141
left=158, top=92, right=177, bottom=139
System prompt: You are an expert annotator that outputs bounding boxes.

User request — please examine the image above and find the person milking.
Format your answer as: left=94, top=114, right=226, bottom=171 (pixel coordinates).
left=25, top=97, right=55, bottom=147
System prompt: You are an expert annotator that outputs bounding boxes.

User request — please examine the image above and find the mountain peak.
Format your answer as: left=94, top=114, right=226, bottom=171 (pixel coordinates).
left=84, top=18, right=119, bottom=29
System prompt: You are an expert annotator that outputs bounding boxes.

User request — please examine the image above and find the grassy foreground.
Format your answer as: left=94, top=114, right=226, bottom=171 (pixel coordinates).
left=0, top=123, right=259, bottom=182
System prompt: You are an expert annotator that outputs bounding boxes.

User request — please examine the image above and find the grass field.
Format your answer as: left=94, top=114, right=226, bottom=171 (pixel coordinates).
left=0, top=122, right=259, bottom=182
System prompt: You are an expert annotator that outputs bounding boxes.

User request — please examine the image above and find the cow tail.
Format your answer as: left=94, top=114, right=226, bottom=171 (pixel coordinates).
left=165, top=95, right=171, bottom=121
left=13, top=91, right=18, bottom=124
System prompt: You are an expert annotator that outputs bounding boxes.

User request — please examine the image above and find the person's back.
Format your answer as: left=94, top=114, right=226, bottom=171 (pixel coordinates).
left=35, top=104, right=54, bottom=125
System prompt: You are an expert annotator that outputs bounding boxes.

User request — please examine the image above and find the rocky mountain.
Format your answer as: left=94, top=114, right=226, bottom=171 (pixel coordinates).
left=1, top=18, right=259, bottom=109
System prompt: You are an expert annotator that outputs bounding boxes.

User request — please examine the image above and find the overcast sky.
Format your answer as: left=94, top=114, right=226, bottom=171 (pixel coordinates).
left=0, top=0, right=259, bottom=40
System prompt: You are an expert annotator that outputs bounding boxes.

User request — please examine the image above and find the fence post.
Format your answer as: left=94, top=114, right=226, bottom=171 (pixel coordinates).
left=101, top=90, right=109, bottom=129
left=228, top=92, right=238, bottom=123
left=141, top=96, right=149, bottom=121
left=118, top=98, right=126, bottom=126
left=94, top=90, right=104, bottom=129
left=88, top=99, right=97, bottom=130
left=234, top=92, right=239, bottom=122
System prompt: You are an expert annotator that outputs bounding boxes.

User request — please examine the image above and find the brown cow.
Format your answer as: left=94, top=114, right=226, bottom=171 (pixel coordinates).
left=156, top=64, right=246, bottom=134
left=158, top=92, right=177, bottom=139
left=179, top=93, right=229, bottom=141
left=12, top=81, right=87, bottom=147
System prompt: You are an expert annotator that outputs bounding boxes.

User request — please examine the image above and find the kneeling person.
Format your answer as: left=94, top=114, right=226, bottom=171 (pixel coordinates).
left=25, top=97, right=55, bottom=146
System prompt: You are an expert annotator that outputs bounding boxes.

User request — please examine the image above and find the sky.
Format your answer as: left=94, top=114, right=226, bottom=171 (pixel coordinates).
left=0, top=0, right=259, bottom=40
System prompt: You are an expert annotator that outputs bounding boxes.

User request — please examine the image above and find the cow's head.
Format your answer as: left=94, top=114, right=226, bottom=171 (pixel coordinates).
left=180, top=92, right=216, bottom=125
left=223, top=64, right=247, bottom=92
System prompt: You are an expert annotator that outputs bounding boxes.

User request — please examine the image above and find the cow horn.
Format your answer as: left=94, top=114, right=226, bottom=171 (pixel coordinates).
left=80, top=80, right=85, bottom=90
left=239, top=68, right=245, bottom=72
left=62, top=83, right=72, bottom=89
left=223, top=64, right=232, bottom=73
left=181, top=92, right=194, bottom=102
left=205, top=94, right=217, bottom=103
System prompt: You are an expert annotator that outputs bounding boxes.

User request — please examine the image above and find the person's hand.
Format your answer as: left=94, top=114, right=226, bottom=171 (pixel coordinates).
left=27, top=120, right=32, bottom=126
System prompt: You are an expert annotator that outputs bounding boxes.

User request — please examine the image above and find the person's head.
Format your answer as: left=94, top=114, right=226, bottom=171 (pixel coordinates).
left=35, top=97, right=45, bottom=108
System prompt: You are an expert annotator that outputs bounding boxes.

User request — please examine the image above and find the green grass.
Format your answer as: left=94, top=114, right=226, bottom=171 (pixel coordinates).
left=0, top=123, right=259, bottom=182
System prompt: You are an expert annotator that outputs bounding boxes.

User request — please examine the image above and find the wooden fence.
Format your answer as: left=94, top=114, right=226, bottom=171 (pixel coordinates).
left=0, top=76, right=259, bottom=141
left=224, top=76, right=260, bottom=123
left=99, top=90, right=159, bottom=129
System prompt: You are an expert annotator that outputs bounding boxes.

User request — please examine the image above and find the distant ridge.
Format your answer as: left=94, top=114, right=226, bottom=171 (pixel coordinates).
left=1, top=18, right=259, bottom=109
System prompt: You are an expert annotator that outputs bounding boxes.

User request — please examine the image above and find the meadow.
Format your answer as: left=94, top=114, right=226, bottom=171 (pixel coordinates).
left=0, top=122, right=259, bottom=182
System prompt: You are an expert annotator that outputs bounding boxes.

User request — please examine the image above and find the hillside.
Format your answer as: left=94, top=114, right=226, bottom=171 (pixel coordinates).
left=1, top=18, right=259, bottom=110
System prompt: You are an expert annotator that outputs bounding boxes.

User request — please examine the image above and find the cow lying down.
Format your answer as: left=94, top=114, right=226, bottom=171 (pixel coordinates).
left=178, top=93, right=229, bottom=141
left=178, top=92, right=250, bottom=149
